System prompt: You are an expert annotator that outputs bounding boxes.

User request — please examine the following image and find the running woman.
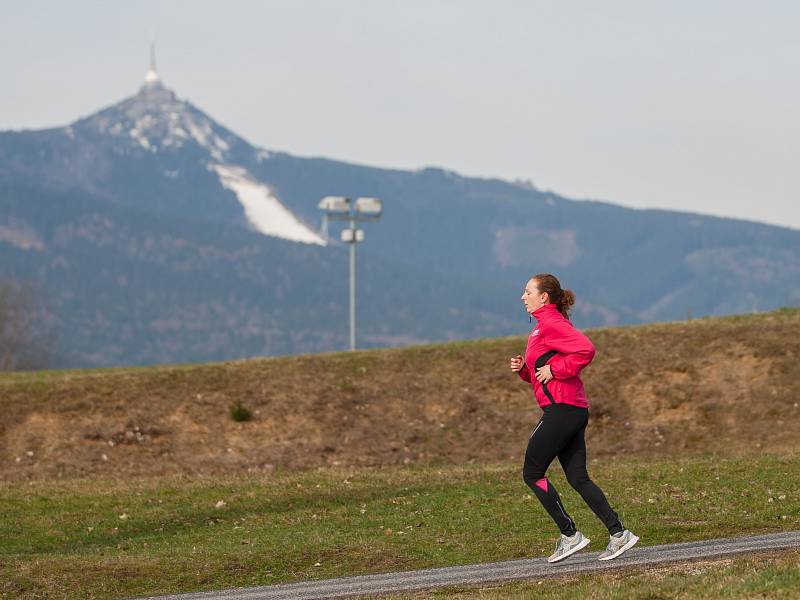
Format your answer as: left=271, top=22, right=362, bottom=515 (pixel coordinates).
left=510, top=273, right=639, bottom=563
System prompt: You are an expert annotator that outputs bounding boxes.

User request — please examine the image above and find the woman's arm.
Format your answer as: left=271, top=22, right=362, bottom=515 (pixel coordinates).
left=544, top=320, right=596, bottom=379
left=518, top=361, right=532, bottom=383
left=512, top=354, right=533, bottom=382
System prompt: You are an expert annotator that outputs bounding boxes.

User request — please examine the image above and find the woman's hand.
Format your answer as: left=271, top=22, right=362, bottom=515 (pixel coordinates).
left=535, top=364, right=553, bottom=383
left=510, top=354, right=524, bottom=372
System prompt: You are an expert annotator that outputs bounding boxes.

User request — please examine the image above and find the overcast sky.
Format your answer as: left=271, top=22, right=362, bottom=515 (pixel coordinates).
left=3, top=0, right=798, bottom=230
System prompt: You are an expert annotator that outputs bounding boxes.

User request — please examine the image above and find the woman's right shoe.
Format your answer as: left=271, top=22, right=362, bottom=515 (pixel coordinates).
left=547, top=530, right=591, bottom=563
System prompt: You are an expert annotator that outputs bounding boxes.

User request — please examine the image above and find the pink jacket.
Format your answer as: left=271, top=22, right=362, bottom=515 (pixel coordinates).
left=518, top=302, right=596, bottom=409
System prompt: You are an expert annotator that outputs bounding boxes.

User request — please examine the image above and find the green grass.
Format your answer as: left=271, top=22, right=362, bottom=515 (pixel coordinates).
left=2, top=451, right=799, bottom=599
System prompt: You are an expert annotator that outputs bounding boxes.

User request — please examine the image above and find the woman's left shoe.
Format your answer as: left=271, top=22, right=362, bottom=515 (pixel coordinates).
left=598, top=529, right=640, bottom=560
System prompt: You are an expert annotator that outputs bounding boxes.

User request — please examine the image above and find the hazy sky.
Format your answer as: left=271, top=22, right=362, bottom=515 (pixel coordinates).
left=3, top=1, right=799, bottom=230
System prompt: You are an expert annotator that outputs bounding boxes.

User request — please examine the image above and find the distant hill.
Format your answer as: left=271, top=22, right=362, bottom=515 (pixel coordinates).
left=1, top=64, right=798, bottom=368
left=2, top=307, right=798, bottom=482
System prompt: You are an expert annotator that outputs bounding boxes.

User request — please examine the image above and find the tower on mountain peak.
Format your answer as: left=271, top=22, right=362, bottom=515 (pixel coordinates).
left=143, top=42, right=161, bottom=87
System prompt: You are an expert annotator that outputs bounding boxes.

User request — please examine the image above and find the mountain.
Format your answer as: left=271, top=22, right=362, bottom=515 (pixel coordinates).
left=2, top=66, right=325, bottom=245
left=1, top=63, right=798, bottom=369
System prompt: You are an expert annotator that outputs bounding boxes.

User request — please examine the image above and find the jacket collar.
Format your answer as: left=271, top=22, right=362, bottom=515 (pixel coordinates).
left=531, top=302, right=559, bottom=319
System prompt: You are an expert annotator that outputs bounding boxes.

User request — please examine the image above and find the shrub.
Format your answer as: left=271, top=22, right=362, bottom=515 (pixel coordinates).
left=229, top=399, right=253, bottom=422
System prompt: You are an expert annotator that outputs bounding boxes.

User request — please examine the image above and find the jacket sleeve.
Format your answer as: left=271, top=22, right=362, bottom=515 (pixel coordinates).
left=518, top=361, right=532, bottom=383
left=544, top=320, right=596, bottom=379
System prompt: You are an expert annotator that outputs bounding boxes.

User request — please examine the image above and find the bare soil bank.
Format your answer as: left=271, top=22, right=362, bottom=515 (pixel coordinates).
left=2, top=308, right=798, bottom=482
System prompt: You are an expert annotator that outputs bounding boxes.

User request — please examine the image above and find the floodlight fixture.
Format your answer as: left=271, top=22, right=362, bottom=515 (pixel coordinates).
left=318, top=196, right=351, bottom=213
left=355, top=197, right=382, bottom=216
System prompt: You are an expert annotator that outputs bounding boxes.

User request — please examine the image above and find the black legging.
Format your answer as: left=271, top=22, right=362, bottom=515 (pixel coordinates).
left=522, top=402, right=624, bottom=536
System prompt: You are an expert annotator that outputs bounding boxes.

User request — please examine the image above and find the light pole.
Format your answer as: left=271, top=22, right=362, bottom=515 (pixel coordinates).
left=318, top=196, right=383, bottom=351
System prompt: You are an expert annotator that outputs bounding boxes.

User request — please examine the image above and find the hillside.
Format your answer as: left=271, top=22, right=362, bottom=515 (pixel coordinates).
left=2, top=307, right=798, bottom=483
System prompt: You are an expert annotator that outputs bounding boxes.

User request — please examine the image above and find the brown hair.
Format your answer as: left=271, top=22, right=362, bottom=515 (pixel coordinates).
left=532, top=273, right=576, bottom=320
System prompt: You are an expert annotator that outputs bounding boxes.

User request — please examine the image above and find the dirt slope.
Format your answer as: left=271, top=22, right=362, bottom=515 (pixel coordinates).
left=1, top=308, right=798, bottom=482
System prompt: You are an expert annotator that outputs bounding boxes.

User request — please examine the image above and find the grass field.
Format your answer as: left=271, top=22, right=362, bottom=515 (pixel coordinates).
left=2, top=449, right=798, bottom=599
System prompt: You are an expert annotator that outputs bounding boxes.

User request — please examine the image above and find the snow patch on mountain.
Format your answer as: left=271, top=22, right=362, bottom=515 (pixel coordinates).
left=184, top=117, right=226, bottom=160
left=129, top=125, right=152, bottom=150
left=76, top=81, right=239, bottom=162
left=211, top=164, right=326, bottom=246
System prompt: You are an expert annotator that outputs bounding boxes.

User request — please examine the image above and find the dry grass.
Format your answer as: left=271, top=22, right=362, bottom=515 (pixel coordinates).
left=1, top=307, right=799, bottom=483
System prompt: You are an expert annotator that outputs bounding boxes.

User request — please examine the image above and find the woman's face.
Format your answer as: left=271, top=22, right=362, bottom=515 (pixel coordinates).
left=521, top=279, right=548, bottom=313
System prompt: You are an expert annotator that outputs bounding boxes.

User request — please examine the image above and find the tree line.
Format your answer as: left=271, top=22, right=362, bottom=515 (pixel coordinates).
left=0, top=278, right=55, bottom=371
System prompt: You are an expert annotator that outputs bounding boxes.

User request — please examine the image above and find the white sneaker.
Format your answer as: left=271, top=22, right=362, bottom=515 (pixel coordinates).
left=547, top=530, right=591, bottom=563
left=598, top=529, right=640, bottom=560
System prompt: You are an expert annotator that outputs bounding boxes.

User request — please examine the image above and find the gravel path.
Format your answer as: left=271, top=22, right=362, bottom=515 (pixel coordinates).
left=135, top=530, right=800, bottom=600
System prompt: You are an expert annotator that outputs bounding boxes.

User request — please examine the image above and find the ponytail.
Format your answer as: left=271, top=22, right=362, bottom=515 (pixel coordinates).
left=557, top=288, right=576, bottom=320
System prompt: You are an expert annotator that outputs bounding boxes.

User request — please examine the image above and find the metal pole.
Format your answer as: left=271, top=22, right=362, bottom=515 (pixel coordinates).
left=349, top=217, right=356, bottom=351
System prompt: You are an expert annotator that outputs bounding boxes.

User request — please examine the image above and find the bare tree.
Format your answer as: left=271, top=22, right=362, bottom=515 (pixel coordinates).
left=0, top=278, right=56, bottom=371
